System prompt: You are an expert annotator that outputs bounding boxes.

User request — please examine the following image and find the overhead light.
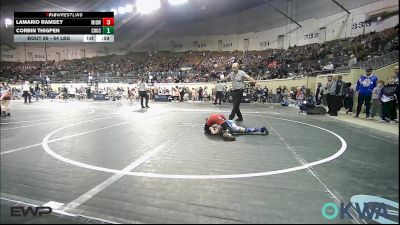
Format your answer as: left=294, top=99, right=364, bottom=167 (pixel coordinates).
left=5, top=18, right=12, bottom=28
left=111, top=8, right=118, bottom=15
left=125, top=4, right=134, bottom=13
left=136, top=0, right=161, bottom=15
left=168, top=0, right=188, bottom=6
left=118, top=6, right=126, bottom=14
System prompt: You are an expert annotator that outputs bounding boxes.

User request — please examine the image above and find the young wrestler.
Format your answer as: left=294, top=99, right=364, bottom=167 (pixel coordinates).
left=204, top=113, right=269, bottom=141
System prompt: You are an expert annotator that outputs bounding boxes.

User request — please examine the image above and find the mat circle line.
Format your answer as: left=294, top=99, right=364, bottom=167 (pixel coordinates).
left=41, top=113, right=347, bottom=179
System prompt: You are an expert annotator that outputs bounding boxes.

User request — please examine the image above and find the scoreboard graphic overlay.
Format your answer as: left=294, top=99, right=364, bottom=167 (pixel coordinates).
left=14, top=12, right=114, bottom=42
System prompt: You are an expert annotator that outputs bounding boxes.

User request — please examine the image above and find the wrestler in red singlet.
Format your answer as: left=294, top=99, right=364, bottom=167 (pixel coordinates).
left=204, top=114, right=227, bottom=133
left=206, top=114, right=226, bottom=126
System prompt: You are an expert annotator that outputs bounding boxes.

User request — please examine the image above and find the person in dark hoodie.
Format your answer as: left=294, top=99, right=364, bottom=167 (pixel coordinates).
left=355, top=68, right=378, bottom=118
left=377, top=75, right=398, bottom=124
left=315, top=83, right=323, bottom=105
left=343, top=82, right=355, bottom=115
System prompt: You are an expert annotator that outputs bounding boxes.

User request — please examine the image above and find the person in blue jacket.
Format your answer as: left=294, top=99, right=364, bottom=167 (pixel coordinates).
left=355, top=68, right=378, bottom=118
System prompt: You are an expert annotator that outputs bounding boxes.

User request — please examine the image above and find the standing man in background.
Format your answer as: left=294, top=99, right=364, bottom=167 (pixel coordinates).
left=379, top=75, right=398, bottom=123
left=315, top=83, right=323, bottom=105
left=370, top=80, right=384, bottom=120
left=198, top=86, right=203, bottom=102
left=22, top=81, right=31, bottom=104
left=355, top=68, right=378, bottom=118
left=323, top=76, right=333, bottom=113
left=191, top=88, right=197, bottom=102
left=180, top=87, right=186, bottom=102
left=275, top=86, right=282, bottom=103
left=138, top=78, right=150, bottom=109
left=343, top=82, right=355, bottom=115
left=45, top=76, right=50, bottom=87
left=34, top=83, right=41, bottom=101
left=214, top=81, right=225, bottom=105
left=328, top=75, right=344, bottom=116
left=88, top=73, right=93, bottom=86
left=221, top=63, right=256, bottom=122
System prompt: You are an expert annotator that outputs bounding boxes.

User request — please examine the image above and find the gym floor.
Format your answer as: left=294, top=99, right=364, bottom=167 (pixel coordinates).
left=0, top=100, right=398, bottom=224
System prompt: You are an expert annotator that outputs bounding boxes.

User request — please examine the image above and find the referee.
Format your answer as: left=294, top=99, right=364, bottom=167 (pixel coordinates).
left=221, top=63, right=256, bottom=122
left=138, top=78, right=149, bottom=108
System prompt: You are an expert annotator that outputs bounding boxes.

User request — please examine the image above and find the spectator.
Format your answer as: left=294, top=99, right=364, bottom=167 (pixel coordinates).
left=260, top=87, right=268, bottom=103
left=34, top=83, right=41, bottom=101
left=68, top=85, right=76, bottom=100
left=88, top=74, right=93, bottom=85
left=290, top=90, right=296, bottom=101
left=282, top=86, right=288, bottom=96
left=198, top=87, right=203, bottom=101
left=348, top=54, right=357, bottom=67
left=203, top=86, right=209, bottom=102
left=378, top=75, right=398, bottom=123
left=299, top=97, right=316, bottom=114
left=296, top=86, right=305, bottom=105
left=276, top=86, right=282, bottom=103
left=328, top=74, right=344, bottom=116
left=315, top=83, right=323, bottom=105
left=281, top=94, right=289, bottom=106
left=191, top=88, right=196, bottom=102
left=323, top=62, right=334, bottom=73
left=268, top=90, right=273, bottom=103
left=323, top=75, right=333, bottom=113
left=0, top=28, right=397, bottom=85
left=355, top=68, right=378, bottom=118
left=45, top=76, right=50, bottom=86
left=180, top=87, right=185, bottom=102
left=343, top=82, right=355, bottom=115
left=370, top=80, right=384, bottom=120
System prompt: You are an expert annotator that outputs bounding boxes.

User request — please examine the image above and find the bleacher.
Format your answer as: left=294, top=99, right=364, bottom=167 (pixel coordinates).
left=0, top=27, right=398, bottom=84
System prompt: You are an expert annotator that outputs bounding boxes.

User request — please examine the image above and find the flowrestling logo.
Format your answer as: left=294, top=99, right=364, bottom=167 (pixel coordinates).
left=321, top=195, right=399, bottom=224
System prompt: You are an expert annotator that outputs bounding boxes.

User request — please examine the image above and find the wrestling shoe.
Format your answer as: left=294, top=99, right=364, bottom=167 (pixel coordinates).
left=260, top=127, right=269, bottom=135
left=223, top=132, right=236, bottom=141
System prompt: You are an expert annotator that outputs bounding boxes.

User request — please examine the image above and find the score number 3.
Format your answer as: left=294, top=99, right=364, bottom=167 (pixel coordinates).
left=102, top=18, right=114, bottom=26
